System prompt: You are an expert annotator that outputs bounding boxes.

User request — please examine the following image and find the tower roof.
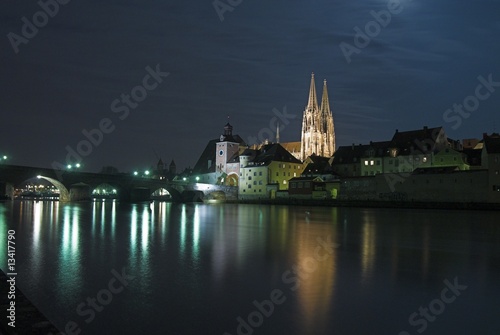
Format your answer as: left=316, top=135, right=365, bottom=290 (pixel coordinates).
left=223, top=122, right=233, bottom=136
left=306, top=73, right=318, bottom=111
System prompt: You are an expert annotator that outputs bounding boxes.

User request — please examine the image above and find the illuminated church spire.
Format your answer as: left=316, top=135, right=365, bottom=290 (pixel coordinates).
left=306, top=73, right=319, bottom=112
left=300, top=73, right=336, bottom=161
left=320, top=79, right=335, bottom=156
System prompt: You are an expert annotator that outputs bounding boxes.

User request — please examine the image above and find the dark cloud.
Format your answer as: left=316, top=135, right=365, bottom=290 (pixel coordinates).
left=0, top=0, right=499, bottom=172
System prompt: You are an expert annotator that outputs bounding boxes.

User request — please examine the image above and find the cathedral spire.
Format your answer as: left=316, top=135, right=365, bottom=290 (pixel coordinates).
left=320, top=79, right=330, bottom=117
left=306, top=73, right=318, bottom=111
left=300, top=74, right=335, bottom=161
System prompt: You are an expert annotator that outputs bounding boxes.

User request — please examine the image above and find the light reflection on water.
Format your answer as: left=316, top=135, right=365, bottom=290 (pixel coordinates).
left=0, top=201, right=499, bottom=334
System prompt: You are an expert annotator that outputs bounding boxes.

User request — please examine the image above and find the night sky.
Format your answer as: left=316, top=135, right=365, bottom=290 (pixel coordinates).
left=1, top=0, right=499, bottom=173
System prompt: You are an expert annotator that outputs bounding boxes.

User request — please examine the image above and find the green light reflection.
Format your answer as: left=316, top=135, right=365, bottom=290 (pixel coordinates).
left=130, top=205, right=138, bottom=262
left=193, top=205, right=200, bottom=259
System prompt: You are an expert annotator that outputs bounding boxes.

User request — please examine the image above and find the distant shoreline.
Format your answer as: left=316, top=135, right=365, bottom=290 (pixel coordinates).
left=4, top=197, right=500, bottom=211
left=225, top=198, right=500, bottom=211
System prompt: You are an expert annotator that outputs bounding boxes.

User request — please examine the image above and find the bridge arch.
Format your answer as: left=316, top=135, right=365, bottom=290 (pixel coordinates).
left=37, top=176, right=70, bottom=202
left=224, top=172, right=239, bottom=186
left=151, top=187, right=172, bottom=200
left=91, top=182, right=121, bottom=198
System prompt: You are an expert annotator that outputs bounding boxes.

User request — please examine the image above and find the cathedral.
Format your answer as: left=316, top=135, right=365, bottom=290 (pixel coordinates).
left=300, top=73, right=335, bottom=161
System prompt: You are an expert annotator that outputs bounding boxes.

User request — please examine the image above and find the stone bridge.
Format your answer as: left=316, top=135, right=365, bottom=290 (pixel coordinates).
left=0, top=164, right=237, bottom=202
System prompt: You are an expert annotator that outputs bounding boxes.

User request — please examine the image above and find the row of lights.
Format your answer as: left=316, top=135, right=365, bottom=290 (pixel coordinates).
left=67, top=163, right=81, bottom=169
left=181, top=176, right=200, bottom=181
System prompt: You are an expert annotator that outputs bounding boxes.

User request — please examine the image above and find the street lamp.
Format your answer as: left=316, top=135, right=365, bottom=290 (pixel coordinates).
left=195, top=176, right=200, bottom=181
left=133, top=171, right=138, bottom=176
left=67, top=164, right=72, bottom=169
left=145, top=170, right=150, bottom=176
left=75, top=163, right=81, bottom=168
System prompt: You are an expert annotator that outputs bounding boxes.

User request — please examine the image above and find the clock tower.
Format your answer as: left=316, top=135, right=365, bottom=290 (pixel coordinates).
left=215, top=122, right=240, bottom=176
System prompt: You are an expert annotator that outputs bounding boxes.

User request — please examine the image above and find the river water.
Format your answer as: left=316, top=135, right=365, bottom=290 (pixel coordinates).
left=0, top=200, right=499, bottom=335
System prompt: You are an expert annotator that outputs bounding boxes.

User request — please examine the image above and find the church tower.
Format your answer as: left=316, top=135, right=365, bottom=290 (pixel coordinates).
left=300, top=73, right=335, bottom=161
left=215, top=122, right=239, bottom=176
left=319, top=79, right=335, bottom=157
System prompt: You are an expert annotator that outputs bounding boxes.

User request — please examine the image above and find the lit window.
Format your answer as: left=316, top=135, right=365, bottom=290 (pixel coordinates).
left=423, top=157, right=427, bottom=163
left=370, top=160, right=374, bottom=166
left=364, top=160, right=368, bottom=166
left=283, top=180, right=287, bottom=184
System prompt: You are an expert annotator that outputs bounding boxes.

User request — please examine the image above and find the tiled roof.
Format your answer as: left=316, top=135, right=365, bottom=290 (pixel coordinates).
left=331, top=141, right=389, bottom=164
left=192, top=134, right=246, bottom=174
left=390, top=126, right=444, bottom=154
left=244, top=143, right=302, bottom=166
left=303, top=154, right=333, bottom=174
left=192, top=139, right=218, bottom=174
left=280, top=141, right=301, bottom=153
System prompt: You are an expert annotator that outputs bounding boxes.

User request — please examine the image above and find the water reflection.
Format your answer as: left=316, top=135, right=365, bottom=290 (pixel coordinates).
left=293, top=210, right=338, bottom=335
left=2, top=201, right=499, bottom=335
left=57, top=204, right=83, bottom=305
left=360, top=215, right=376, bottom=283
